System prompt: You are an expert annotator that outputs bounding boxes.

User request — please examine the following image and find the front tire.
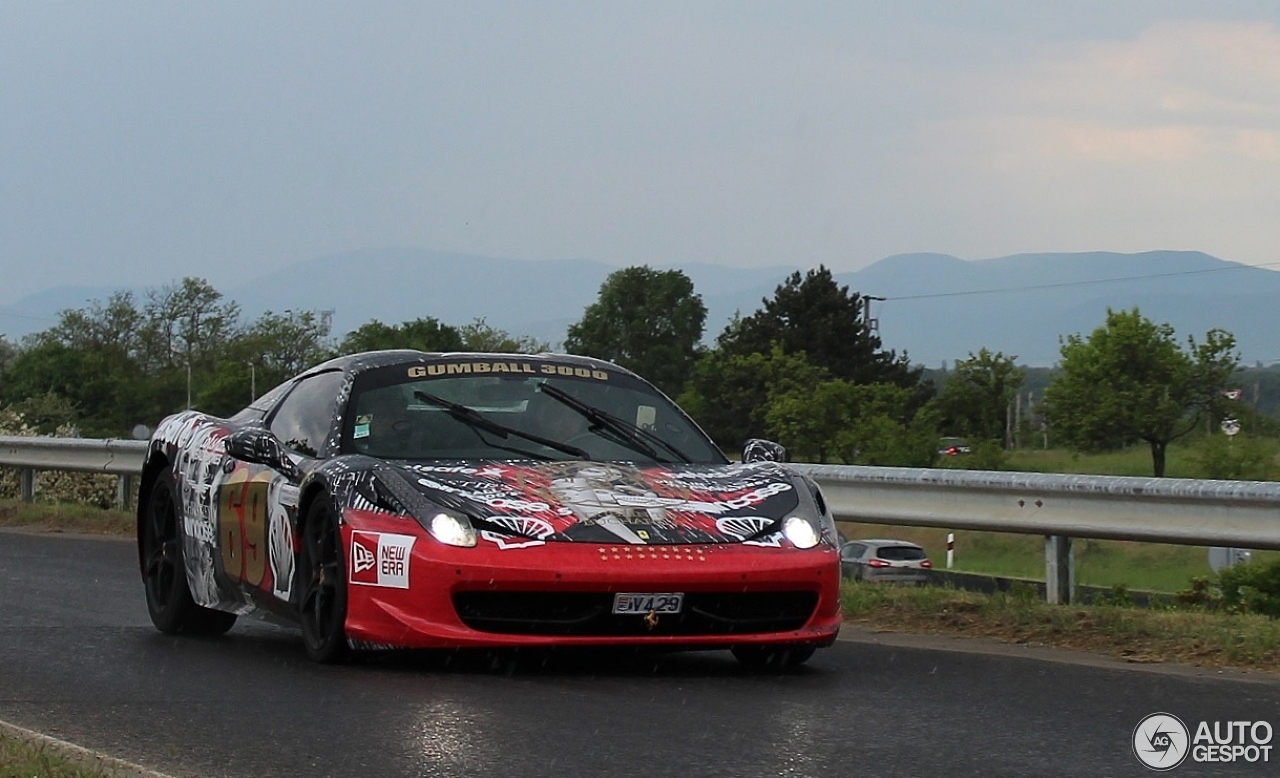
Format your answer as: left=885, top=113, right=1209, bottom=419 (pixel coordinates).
left=139, top=468, right=237, bottom=636
left=298, top=496, right=351, bottom=663
left=731, top=644, right=817, bottom=672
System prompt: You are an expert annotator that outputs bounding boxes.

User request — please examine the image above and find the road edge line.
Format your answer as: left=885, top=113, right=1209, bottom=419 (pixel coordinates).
left=0, top=717, right=177, bottom=778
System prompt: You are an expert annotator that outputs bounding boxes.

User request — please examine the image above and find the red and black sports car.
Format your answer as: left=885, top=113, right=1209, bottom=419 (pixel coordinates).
left=137, top=350, right=841, bottom=669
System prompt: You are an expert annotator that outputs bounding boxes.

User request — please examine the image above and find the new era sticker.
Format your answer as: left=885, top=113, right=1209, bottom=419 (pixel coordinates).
left=349, top=531, right=416, bottom=589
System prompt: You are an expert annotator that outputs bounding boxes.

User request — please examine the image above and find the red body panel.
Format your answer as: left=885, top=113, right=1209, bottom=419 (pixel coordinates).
left=341, top=511, right=842, bottom=650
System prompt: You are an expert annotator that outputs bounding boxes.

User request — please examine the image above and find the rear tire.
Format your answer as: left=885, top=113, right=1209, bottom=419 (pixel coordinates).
left=139, top=469, right=237, bottom=636
left=731, top=645, right=817, bottom=672
left=299, top=496, right=351, bottom=664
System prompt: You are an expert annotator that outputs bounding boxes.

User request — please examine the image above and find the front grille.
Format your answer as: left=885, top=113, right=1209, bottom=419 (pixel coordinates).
left=452, top=591, right=818, bottom=636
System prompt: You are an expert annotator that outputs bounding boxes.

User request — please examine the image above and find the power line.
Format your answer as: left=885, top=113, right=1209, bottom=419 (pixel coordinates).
left=885, top=260, right=1280, bottom=302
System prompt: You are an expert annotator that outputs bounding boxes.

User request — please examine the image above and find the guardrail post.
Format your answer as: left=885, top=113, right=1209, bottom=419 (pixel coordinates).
left=116, top=475, right=133, bottom=511
left=1044, top=535, right=1074, bottom=604
left=20, top=467, right=36, bottom=502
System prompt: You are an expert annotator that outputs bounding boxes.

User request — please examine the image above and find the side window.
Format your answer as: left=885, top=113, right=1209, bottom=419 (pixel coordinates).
left=268, top=370, right=344, bottom=457
left=842, top=543, right=866, bottom=561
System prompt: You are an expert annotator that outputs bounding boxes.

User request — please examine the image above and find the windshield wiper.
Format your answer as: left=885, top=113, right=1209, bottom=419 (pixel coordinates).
left=412, top=390, right=588, bottom=459
left=536, top=383, right=693, bottom=464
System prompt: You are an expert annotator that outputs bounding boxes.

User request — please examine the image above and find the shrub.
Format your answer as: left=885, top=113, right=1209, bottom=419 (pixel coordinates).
left=1095, top=583, right=1134, bottom=607
left=963, top=439, right=1009, bottom=471
left=1216, top=558, right=1280, bottom=618
left=1192, top=433, right=1276, bottom=481
left=0, top=407, right=119, bottom=508
left=1176, top=576, right=1218, bottom=608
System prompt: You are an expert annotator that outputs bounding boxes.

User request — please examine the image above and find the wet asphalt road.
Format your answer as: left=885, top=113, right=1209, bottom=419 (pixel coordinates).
left=2, top=530, right=1278, bottom=778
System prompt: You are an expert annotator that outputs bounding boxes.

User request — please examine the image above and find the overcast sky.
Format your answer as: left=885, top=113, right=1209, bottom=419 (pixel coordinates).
left=3, top=1, right=1279, bottom=303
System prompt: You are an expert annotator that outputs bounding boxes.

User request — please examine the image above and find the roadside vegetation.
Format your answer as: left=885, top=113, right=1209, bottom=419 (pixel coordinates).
left=841, top=520, right=1278, bottom=593
left=0, top=500, right=133, bottom=536
left=0, top=735, right=114, bottom=778
left=840, top=577, right=1280, bottom=674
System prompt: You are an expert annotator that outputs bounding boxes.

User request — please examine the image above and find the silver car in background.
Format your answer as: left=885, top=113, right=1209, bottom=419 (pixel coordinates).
left=840, top=539, right=933, bottom=584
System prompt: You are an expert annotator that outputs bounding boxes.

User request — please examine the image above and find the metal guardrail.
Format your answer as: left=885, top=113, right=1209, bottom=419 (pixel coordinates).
left=0, top=436, right=148, bottom=474
left=787, top=463, right=1280, bottom=550
left=3, top=437, right=1276, bottom=603
left=788, top=462, right=1280, bottom=603
left=0, top=436, right=148, bottom=508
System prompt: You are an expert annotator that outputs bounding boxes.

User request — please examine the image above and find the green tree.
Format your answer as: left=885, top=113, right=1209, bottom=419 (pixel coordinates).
left=679, top=346, right=827, bottom=452
left=8, top=392, right=80, bottom=435
left=6, top=293, right=152, bottom=435
left=0, top=336, right=17, bottom=374
left=938, top=348, right=1024, bottom=444
left=564, top=266, right=706, bottom=396
left=339, top=317, right=464, bottom=354
left=139, top=278, right=241, bottom=372
left=137, top=278, right=244, bottom=419
left=1193, top=433, right=1276, bottom=481
left=0, top=340, right=139, bottom=436
left=458, top=317, right=549, bottom=353
left=684, top=266, right=935, bottom=454
left=201, top=310, right=337, bottom=416
left=766, top=380, right=939, bottom=466
left=1042, top=308, right=1239, bottom=477
left=717, top=266, right=924, bottom=392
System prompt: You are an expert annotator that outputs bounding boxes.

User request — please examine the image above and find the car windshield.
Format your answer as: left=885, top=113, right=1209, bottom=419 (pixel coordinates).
left=877, top=545, right=927, bottom=561
left=342, top=360, right=727, bottom=465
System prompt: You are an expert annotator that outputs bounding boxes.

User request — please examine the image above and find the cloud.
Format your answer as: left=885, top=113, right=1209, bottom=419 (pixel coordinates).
left=839, top=19, right=1277, bottom=267
left=921, top=20, right=1280, bottom=158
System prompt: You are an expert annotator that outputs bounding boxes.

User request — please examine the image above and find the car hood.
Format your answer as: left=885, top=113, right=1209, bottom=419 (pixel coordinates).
left=383, top=459, right=809, bottom=546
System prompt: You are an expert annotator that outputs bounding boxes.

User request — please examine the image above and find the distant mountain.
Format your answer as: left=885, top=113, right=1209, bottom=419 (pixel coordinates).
left=0, top=285, right=131, bottom=340
left=223, top=248, right=796, bottom=349
left=844, top=250, right=1280, bottom=367
left=4, top=248, right=1278, bottom=368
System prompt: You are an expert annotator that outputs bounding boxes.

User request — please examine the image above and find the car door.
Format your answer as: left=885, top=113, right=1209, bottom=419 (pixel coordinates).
left=216, top=370, right=345, bottom=608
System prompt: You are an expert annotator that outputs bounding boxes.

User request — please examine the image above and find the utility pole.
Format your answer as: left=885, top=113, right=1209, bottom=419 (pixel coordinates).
left=862, top=295, right=885, bottom=334
left=1254, top=381, right=1260, bottom=435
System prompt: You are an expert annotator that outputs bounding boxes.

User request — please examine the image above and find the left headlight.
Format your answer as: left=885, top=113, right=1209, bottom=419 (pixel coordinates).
left=427, top=510, right=477, bottom=548
left=782, top=515, right=821, bottom=549
left=369, top=469, right=478, bottom=548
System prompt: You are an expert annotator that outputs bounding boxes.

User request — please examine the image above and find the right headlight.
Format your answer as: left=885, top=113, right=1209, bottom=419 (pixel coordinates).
left=782, top=515, right=821, bottom=549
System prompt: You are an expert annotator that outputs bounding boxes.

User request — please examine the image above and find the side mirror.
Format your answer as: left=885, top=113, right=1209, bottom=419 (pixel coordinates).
left=742, top=438, right=787, bottom=463
left=225, top=427, right=303, bottom=482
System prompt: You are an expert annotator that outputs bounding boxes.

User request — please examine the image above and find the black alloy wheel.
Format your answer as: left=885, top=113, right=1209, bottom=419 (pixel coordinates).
left=139, top=468, right=237, bottom=635
left=299, top=496, right=351, bottom=663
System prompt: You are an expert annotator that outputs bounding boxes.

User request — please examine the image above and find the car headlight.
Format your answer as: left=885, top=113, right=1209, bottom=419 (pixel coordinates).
left=428, top=511, right=477, bottom=548
left=368, top=468, right=478, bottom=548
left=782, top=515, right=820, bottom=549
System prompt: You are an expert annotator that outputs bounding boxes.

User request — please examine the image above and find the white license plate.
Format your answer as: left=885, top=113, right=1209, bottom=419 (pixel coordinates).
left=612, top=592, right=684, bottom=615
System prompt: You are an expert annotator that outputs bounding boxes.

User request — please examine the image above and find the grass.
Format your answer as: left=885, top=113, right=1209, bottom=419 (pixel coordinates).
left=999, top=445, right=1206, bottom=477
left=840, top=579, right=1280, bottom=674
left=0, top=500, right=134, bottom=536
left=0, top=735, right=115, bottom=778
left=838, top=521, right=1280, bottom=593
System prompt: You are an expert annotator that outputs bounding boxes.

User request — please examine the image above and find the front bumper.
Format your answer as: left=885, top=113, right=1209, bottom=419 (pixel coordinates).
left=341, top=512, right=842, bottom=651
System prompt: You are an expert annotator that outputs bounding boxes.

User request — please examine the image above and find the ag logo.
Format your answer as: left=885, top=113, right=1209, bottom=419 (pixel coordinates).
left=1133, top=713, right=1190, bottom=771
